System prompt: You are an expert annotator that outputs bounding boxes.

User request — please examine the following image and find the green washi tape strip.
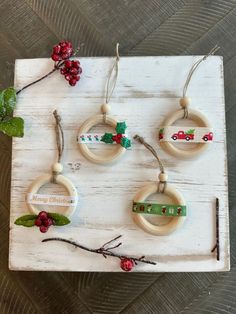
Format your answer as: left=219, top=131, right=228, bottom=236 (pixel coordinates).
left=133, top=202, right=186, bottom=216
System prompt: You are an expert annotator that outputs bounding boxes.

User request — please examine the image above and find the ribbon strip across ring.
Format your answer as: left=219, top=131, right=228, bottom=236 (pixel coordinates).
left=159, top=126, right=213, bottom=143
left=133, top=202, right=186, bottom=216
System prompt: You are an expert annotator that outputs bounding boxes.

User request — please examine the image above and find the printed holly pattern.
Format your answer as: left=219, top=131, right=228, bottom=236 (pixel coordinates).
left=101, top=121, right=131, bottom=149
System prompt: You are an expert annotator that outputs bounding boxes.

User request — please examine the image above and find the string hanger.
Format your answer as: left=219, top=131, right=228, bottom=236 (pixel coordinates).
left=102, top=43, right=120, bottom=122
left=181, top=45, right=220, bottom=118
left=53, top=110, right=64, bottom=163
left=134, top=135, right=167, bottom=193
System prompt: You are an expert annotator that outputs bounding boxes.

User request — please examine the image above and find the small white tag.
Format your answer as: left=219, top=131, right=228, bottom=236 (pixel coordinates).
left=27, top=193, right=78, bottom=207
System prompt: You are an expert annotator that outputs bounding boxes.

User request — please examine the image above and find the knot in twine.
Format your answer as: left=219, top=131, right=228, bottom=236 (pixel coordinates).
left=134, top=134, right=166, bottom=193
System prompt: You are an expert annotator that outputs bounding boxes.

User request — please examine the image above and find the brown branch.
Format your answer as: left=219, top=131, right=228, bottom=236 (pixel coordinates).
left=42, top=236, right=156, bottom=265
left=16, top=61, right=64, bottom=95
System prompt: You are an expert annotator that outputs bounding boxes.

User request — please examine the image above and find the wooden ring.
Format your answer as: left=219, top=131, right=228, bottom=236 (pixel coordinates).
left=27, top=174, right=78, bottom=217
left=133, top=182, right=186, bottom=235
left=160, top=109, right=211, bottom=159
left=78, top=114, right=126, bottom=164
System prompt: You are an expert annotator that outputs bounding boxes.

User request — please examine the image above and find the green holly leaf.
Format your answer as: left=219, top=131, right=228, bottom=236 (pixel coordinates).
left=101, top=133, right=114, bottom=144
left=159, top=128, right=164, bottom=134
left=3, top=87, right=16, bottom=115
left=48, top=213, right=70, bottom=226
left=14, top=214, right=37, bottom=227
left=0, top=117, right=24, bottom=137
left=121, top=137, right=131, bottom=149
left=116, top=122, right=127, bottom=134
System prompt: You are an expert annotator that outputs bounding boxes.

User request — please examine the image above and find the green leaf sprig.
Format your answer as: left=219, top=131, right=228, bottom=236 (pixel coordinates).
left=0, top=87, right=24, bottom=137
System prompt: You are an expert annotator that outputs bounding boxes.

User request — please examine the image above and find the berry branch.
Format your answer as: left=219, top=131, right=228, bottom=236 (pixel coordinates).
left=0, top=40, right=82, bottom=138
left=42, top=235, right=157, bottom=271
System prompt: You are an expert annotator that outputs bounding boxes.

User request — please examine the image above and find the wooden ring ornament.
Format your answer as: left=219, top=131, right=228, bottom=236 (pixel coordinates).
left=27, top=163, right=78, bottom=217
left=78, top=114, right=126, bottom=164
left=133, top=182, right=186, bottom=236
left=160, top=106, right=211, bottom=159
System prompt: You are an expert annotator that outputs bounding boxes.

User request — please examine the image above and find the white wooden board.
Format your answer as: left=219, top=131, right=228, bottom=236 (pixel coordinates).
left=9, top=56, right=229, bottom=272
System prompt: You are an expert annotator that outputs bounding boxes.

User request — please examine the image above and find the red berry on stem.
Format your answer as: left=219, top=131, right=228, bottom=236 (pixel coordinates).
left=120, top=258, right=134, bottom=272
left=51, top=54, right=61, bottom=61
left=53, top=45, right=61, bottom=54
left=70, top=67, right=78, bottom=75
left=69, top=78, right=77, bottom=86
left=35, top=218, right=42, bottom=227
left=39, top=225, right=48, bottom=233
left=65, top=74, right=72, bottom=81
left=43, top=218, right=53, bottom=227
left=64, top=60, right=72, bottom=68
left=72, top=60, right=79, bottom=68
left=60, top=67, right=67, bottom=75
left=61, top=53, right=70, bottom=60
left=59, top=41, right=67, bottom=47
left=74, top=75, right=80, bottom=81
left=38, top=211, right=48, bottom=220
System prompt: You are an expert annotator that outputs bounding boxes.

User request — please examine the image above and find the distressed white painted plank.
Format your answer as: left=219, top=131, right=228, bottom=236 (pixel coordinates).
left=9, top=56, right=229, bottom=272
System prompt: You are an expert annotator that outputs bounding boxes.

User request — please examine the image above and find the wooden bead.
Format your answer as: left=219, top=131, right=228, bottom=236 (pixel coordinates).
left=179, top=97, right=191, bottom=108
left=52, top=162, right=63, bottom=174
left=101, top=103, right=111, bottom=114
left=158, top=172, right=168, bottom=182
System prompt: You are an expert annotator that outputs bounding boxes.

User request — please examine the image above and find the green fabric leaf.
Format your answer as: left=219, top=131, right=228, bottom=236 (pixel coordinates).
left=0, top=117, right=24, bottom=137
left=3, top=87, right=16, bottom=115
left=14, top=215, right=37, bottom=227
left=116, top=122, right=127, bottom=134
left=159, top=128, right=164, bottom=134
left=101, top=133, right=114, bottom=144
left=48, top=213, right=70, bottom=226
left=121, top=137, right=131, bottom=149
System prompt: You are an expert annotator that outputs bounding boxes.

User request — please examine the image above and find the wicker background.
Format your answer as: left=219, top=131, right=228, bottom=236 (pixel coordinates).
left=1, top=1, right=236, bottom=313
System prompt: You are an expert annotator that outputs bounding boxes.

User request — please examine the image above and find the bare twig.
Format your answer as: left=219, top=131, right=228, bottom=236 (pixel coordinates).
left=42, top=236, right=156, bottom=265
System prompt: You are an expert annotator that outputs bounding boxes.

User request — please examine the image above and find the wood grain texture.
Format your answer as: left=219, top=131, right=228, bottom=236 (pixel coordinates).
left=1, top=0, right=236, bottom=313
left=9, top=56, right=229, bottom=272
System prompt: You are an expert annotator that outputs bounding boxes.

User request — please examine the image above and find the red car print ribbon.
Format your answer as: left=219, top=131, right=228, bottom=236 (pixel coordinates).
left=159, top=126, right=213, bottom=143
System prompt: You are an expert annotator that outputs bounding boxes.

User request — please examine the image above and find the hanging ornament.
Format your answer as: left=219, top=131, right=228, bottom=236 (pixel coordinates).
left=15, top=110, right=78, bottom=233
left=132, top=135, right=186, bottom=236
left=159, top=46, right=219, bottom=159
left=77, top=43, right=131, bottom=164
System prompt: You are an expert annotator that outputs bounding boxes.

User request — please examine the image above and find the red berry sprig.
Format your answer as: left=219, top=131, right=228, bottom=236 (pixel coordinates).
left=35, top=211, right=54, bottom=233
left=51, top=40, right=82, bottom=86
left=60, top=60, right=82, bottom=86
left=51, top=41, right=73, bottom=61
left=42, top=235, right=156, bottom=271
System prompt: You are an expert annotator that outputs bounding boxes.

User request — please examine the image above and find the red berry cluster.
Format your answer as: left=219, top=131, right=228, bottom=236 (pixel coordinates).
left=60, top=60, right=82, bottom=86
left=51, top=41, right=73, bottom=61
left=112, top=133, right=123, bottom=144
left=35, top=211, right=54, bottom=233
left=120, top=258, right=134, bottom=272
